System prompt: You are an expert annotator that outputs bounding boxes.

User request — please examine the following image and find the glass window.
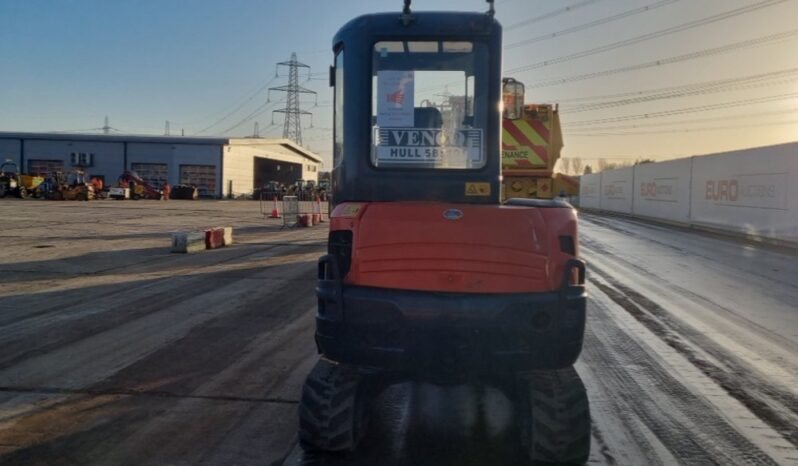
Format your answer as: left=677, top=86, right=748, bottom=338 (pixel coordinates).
left=407, top=41, right=438, bottom=53
left=442, top=41, right=473, bottom=53
left=374, top=41, right=404, bottom=54
left=333, top=50, right=344, bottom=169
left=371, top=41, right=486, bottom=170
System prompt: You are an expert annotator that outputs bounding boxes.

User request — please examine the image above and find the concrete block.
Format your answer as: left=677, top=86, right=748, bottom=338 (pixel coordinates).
left=171, top=231, right=206, bottom=253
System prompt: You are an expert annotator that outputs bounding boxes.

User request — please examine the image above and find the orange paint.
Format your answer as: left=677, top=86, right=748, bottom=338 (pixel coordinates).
left=330, top=202, right=578, bottom=294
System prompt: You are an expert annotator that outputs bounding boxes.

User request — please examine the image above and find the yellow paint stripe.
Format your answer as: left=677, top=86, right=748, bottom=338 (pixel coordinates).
left=502, top=129, right=520, bottom=148
left=515, top=120, right=547, bottom=146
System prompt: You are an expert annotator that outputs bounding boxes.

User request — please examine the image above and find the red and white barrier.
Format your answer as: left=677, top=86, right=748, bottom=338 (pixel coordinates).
left=223, top=226, right=234, bottom=245
left=205, top=228, right=225, bottom=249
left=297, top=214, right=312, bottom=227
left=171, top=226, right=234, bottom=253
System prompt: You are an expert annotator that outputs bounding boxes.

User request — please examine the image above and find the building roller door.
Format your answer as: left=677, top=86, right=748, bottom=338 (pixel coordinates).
left=28, top=159, right=65, bottom=175
left=130, top=163, right=168, bottom=189
left=180, top=164, right=216, bottom=196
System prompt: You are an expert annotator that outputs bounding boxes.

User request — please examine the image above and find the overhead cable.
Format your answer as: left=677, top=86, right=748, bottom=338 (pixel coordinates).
left=195, top=75, right=278, bottom=135
left=505, top=0, right=680, bottom=50
left=552, top=68, right=798, bottom=103
left=563, top=108, right=798, bottom=131
left=568, top=119, right=798, bottom=136
left=220, top=99, right=284, bottom=134
left=520, top=28, right=798, bottom=88
left=504, top=0, right=605, bottom=31
left=565, top=93, right=798, bottom=127
left=507, top=0, right=787, bottom=74
left=562, top=73, right=798, bottom=113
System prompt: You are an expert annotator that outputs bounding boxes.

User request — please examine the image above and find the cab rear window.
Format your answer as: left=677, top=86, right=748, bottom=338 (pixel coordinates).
left=370, top=41, right=487, bottom=170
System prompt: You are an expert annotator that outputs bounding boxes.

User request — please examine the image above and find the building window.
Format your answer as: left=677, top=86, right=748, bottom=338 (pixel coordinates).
left=180, top=164, right=216, bottom=196
left=130, top=163, right=169, bottom=189
left=70, top=152, right=94, bottom=167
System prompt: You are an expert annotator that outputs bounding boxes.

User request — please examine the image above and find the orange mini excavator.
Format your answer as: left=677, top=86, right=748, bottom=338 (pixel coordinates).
left=298, top=1, right=590, bottom=463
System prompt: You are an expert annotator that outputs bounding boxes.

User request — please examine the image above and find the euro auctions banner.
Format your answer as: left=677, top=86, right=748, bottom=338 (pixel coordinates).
left=600, top=167, right=634, bottom=214
left=579, top=142, right=797, bottom=244
left=634, top=158, right=691, bottom=223
left=690, top=142, right=798, bottom=242
left=579, top=173, right=601, bottom=209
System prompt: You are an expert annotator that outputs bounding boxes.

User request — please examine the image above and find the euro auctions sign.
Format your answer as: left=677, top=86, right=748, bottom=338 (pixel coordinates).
left=374, top=127, right=484, bottom=167
left=639, top=178, right=678, bottom=202
left=704, top=173, right=789, bottom=210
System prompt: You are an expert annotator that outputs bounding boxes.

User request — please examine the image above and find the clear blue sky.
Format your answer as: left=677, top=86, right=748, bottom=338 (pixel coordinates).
left=2, top=0, right=797, bottom=169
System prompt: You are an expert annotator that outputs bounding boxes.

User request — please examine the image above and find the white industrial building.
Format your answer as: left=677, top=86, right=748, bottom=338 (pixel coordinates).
left=0, top=132, right=323, bottom=198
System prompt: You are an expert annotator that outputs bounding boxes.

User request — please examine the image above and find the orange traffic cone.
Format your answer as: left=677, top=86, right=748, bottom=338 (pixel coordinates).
left=268, top=196, right=281, bottom=218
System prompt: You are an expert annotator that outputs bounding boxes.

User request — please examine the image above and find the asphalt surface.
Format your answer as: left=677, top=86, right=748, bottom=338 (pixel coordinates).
left=0, top=201, right=796, bottom=465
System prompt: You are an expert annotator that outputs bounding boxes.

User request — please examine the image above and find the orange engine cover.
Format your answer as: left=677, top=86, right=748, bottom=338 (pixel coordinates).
left=329, top=202, right=578, bottom=294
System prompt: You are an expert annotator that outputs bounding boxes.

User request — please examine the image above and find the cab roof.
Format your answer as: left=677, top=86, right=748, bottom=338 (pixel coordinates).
left=333, top=11, right=501, bottom=49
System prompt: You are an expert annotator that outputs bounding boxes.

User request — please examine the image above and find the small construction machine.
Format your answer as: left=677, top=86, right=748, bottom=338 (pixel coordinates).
left=117, top=171, right=163, bottom=200
left=0, top=161, right=44, bottom=198
left=299, top=1, right=589, bottom=463
left=0, top=161, right=22, bottom=198
left=44, top=170, right=95, bottom=201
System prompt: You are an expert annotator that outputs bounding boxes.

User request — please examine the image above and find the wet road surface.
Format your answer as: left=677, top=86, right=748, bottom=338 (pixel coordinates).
left=0, top=202, right=796, bottom=465
left=283, top=212, right=798, bottom=466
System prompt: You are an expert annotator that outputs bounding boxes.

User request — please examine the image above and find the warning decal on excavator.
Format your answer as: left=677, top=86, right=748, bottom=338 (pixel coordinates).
left=465, top=182, right=491, bottom=196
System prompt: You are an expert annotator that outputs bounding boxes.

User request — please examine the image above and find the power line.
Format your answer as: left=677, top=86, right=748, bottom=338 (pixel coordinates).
left=552, top=67, right=798, bottom=103
left=195, top=75, right=278, bottom=135
left=568, top=119, right=798, bottom=137
left=506, top=0, right=787, bottom=74
left=565, top=93, right=798, bottom=127
left=220, top=99, right=284, bottom=134
left=505, top=0, right=680, bottom=50
left=564, top=109, right=798, bottom=131
left=504, top=0, right=605, bottom=31
left=561, top=71, right=798, bottom=113
left=521, top=28, right=798, bottom=88
left=563, top=78, right=798, bottom=113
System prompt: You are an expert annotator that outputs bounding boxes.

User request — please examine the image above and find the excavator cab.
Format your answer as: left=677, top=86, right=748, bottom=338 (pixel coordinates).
left=328, top=4, right=501, bottom=204
left=299, top=2, right=590, bottom=462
